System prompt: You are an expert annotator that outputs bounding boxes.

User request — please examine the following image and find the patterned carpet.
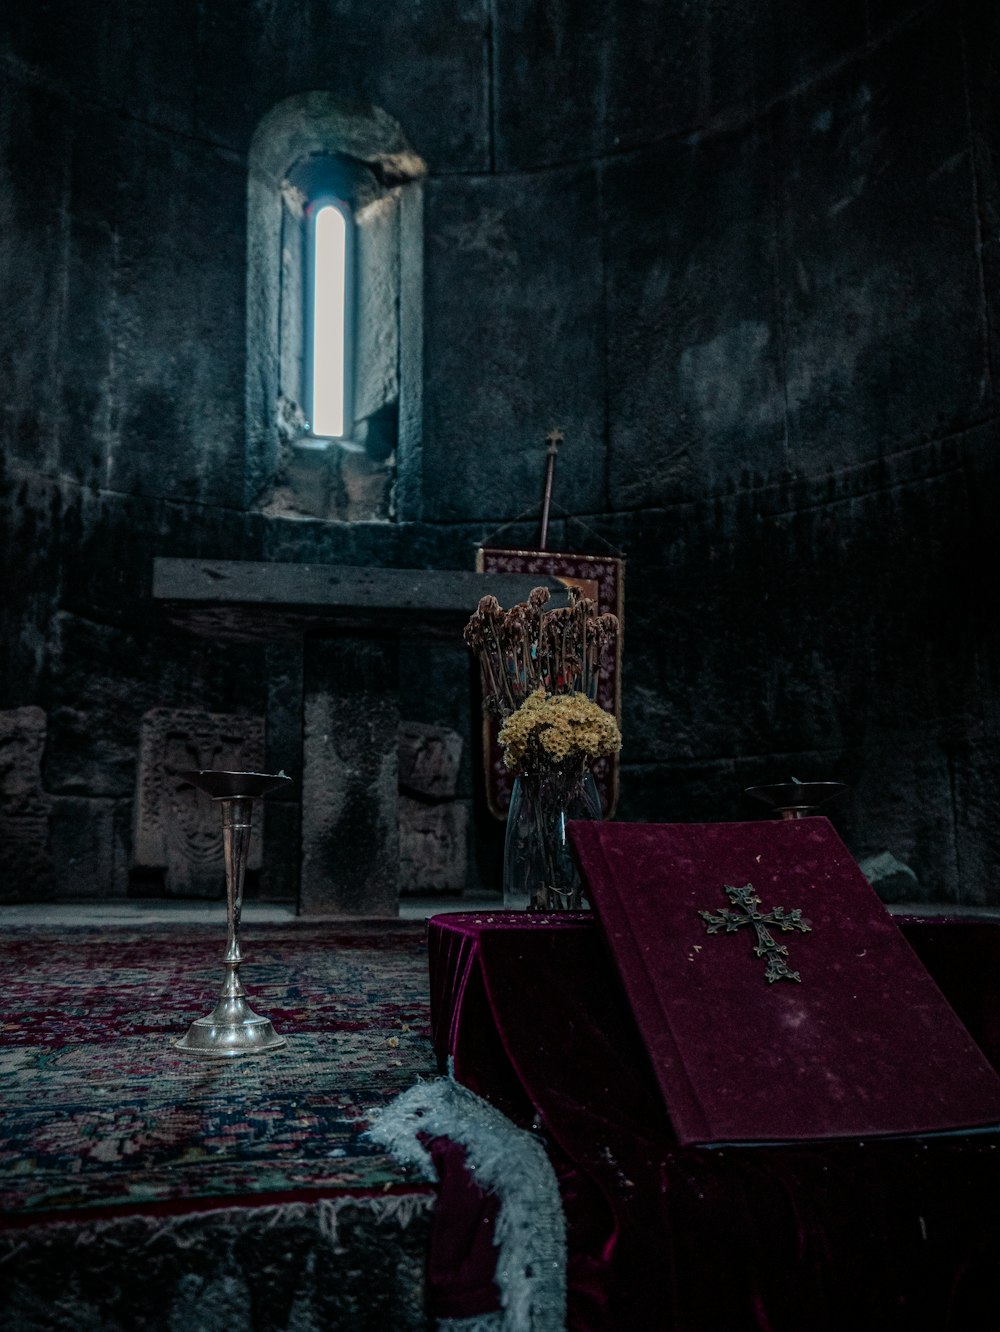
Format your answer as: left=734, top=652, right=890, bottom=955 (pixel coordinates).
left=0, top=919, right=438, bottom=1222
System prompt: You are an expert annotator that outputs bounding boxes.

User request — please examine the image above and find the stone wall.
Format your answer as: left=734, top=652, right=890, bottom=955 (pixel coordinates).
left=1, top=1, right=997, bottom=904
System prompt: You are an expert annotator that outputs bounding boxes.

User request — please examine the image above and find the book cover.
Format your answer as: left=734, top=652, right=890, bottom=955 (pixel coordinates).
left=569, top=818, right=1000, bottom=1145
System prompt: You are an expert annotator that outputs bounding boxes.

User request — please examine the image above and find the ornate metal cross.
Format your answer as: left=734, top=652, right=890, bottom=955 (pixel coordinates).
left=698, top=883, right=812, bottom=983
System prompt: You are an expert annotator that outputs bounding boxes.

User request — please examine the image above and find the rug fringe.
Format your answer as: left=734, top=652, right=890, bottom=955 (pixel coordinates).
left=313, top=1191, right=432, bottom=1251
left=438, top=1316, right=505, bottom=1332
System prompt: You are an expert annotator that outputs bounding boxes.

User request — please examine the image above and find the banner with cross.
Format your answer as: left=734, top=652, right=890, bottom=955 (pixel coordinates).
left=476, top=427, right=624, bottom=819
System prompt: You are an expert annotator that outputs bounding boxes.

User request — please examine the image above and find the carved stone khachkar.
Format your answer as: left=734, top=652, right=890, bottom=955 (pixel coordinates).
left=398, top=797, right=469, bottom=894
left=154, top=559, right=566, bottom=914
left=133, top=708, right=265, bottom=898
left=398, top=722, right=463, bottom=801
left=398, top=721, right=467, bottom=895
left=0, top=706, right=54, bottom=900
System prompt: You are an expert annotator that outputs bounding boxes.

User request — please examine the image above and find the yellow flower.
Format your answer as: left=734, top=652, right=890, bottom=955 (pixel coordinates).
left=497, top=689, right=622, bottom=770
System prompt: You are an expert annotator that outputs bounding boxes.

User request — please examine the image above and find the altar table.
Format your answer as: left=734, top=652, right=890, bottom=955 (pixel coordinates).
left=152, top=559, right=567, bottom=915
left=428, top=911, right=1000, bottom=1331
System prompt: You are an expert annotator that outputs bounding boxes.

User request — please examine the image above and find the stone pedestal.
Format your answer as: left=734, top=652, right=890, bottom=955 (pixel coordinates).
left=301, top=638, right=400, bottom=916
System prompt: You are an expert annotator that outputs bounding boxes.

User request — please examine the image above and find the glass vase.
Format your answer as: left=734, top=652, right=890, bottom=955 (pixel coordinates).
left=502, top=762, right=602, bottom=911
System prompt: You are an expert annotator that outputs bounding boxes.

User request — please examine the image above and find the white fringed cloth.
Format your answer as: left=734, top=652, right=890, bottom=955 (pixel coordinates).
left=367, top=1072, right=567, bottom=1332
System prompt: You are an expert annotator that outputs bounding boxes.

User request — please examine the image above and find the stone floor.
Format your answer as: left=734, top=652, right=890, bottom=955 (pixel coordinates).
left=0, top=894, right=504, bottom=926
left=3, top=898, right=999, bottom=930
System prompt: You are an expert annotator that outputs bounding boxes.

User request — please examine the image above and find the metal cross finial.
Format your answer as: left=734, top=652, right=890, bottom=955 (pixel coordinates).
left=698, top=883, right=812, bottom=983
left=545, top=427, right=565, bottom=450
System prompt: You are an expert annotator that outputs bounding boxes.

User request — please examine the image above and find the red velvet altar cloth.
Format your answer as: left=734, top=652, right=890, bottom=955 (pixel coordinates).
left=568, top=817, right=1000, bottom=1143
left=428, top=910, right=1000, bottom=1332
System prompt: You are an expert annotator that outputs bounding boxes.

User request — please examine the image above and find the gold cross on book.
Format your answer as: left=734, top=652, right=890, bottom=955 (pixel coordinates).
left=698, top=883, right=812, bottom=983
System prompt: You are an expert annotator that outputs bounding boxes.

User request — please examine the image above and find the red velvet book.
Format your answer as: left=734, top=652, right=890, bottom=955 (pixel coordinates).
left=568, top=818, right=1000, bottom=1145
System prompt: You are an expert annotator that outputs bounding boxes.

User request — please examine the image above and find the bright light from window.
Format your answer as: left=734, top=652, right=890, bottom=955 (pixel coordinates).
left=311, top=202, right=348, bottom=438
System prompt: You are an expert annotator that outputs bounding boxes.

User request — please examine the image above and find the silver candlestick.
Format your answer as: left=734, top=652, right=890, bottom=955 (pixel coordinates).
left=745, top=780, right=849, bottom=820
left=174, top=769, right=292, bottom=1058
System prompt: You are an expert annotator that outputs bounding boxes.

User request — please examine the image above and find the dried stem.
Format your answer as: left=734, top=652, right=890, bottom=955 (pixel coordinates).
left=464, top=585, right=619, bottom=722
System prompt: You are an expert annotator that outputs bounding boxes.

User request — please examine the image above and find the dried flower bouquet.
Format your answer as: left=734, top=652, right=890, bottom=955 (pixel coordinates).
left=465, top=585, right=621, bottom=910
left=464, top=586, right=621, bottom=773
left=498, top=689, right=621, bottom=771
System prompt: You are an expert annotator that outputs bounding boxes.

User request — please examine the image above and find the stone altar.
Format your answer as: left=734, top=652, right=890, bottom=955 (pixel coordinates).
left=153, top=559, right=566, bottom=915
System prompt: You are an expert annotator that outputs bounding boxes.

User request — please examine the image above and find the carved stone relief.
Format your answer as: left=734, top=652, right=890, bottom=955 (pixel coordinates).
left=398, top=721, right=466, bottom=895
left=398, top=796, right=468, bottom=894
left=0, top=706, right=54, bottom=900
left=133, top=708, right=265, bottom=898
left=398, top=721, right=462, bottom=800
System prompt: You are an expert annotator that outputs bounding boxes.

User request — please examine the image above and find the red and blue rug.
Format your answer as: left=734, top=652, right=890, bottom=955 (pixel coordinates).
left=0, top=919, right=438, bottom=1223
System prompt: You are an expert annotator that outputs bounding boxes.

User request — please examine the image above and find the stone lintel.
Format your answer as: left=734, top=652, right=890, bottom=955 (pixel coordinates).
left=153, top=559, right=568, bottom=642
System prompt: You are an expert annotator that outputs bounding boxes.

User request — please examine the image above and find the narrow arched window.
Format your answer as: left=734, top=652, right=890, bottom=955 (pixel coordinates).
left=308, top=198, right=351, bottom=440
left=247, top=94, right=426, bottom=522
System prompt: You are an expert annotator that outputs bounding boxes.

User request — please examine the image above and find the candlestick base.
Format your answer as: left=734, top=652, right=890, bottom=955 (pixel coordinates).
left=175, top=993, right=287, bottom=1057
